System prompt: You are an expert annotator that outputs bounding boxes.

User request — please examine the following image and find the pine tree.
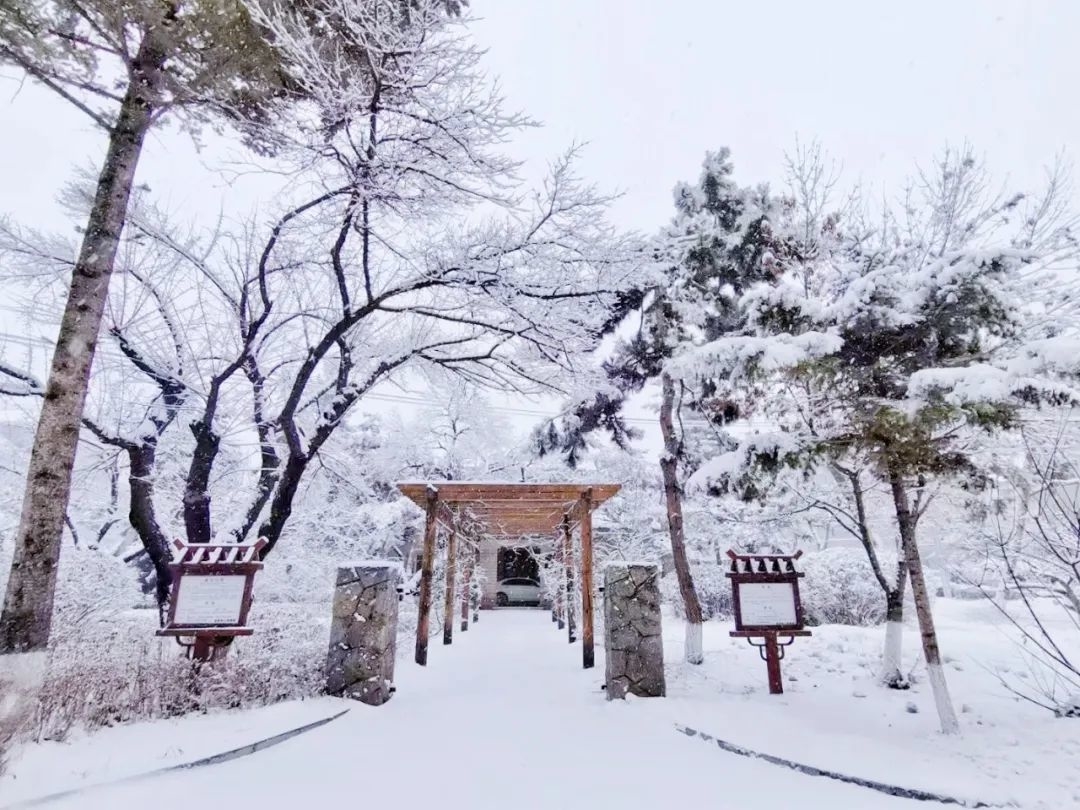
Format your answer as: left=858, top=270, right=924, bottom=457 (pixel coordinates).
left=539, top=148, right=788, bottom=663
left=686, top=147, right=1080, bottom=733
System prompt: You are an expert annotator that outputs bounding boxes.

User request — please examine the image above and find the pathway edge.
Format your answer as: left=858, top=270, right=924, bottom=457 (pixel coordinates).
left=4, top=706, right=351, bottom=809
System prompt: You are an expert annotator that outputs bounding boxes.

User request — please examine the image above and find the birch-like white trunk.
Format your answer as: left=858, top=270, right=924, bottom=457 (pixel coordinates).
left=684, top=620, right=704, bottom=665
left=880, top=568, right=909, bottom=688
left=881, top=619, right=904, bottom=685
left=909, top=566, right=960, bottom=733
left=889, top=471, right=960, bottom=734
left=926, top=662, right=959, bottom=734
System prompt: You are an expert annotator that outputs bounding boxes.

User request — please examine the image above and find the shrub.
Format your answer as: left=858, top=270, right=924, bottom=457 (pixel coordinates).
left=661, top=561, right=734, bottom=620
left=15, top=601, right=327, bottom=746
left=799, top=547, right=885, bottom=626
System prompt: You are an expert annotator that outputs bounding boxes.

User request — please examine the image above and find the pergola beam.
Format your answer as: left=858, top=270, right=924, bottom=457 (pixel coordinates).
left=465, top=509, right=565, bottom=517
left=398, top=482, right=616, bottom=538
left=398, top=482, right=620, bottom=501
left=471, top=522, right=569, bottom=534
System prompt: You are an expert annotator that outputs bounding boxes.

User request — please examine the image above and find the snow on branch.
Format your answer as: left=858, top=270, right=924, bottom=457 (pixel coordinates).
left=668, top=330, right=842, bottom=383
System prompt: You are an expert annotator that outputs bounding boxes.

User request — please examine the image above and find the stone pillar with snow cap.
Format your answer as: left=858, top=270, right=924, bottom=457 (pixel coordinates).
left=603, top=563, right=665, bottom=700
left=325, top=562, right=402, bottom=706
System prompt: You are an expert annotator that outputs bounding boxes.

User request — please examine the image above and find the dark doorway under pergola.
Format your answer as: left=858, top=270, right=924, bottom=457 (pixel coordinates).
left=397, top=482, right=621, bottom=669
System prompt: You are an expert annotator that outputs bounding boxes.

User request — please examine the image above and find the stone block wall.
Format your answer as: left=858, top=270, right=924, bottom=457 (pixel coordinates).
left=325, top=563, right=401, bottom=706
left=603, top=564, right=665, bottom=700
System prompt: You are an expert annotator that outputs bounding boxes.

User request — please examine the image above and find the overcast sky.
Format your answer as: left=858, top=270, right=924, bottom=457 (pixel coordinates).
left=1, top=0, right=1077, bottom=443
left=470, top=0, right=1080, bottom=230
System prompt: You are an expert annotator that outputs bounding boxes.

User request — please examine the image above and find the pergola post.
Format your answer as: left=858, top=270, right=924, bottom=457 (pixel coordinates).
left=415, top=485, right=439, bottom=665
left=443, top=524, right=457, bottom=645
left=550, top=539, right=559, bottom=623
left=554, top=532, right=565, bottom=631
left=460, top=537, right=473, bottom=632
left=563, top=515, right=576, bottom=644
left=472, top=543, right=480, bottom=624
left=580, top=488, right=595, bottom=669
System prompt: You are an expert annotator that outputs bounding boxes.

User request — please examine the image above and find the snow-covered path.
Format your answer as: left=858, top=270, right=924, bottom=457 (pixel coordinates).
left=52, top=610, right=914, bottom=809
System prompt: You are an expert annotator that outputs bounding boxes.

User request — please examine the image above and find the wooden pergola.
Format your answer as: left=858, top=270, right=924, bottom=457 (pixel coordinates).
left=397, top=482, right=621, bottom=670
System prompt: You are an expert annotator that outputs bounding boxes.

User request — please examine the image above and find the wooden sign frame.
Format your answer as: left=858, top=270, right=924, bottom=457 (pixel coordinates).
left=728, top=554, right=806, bottom=633
left=726, top=549, right=811, bottom=694
left=157, top=537, right=267, bottom=661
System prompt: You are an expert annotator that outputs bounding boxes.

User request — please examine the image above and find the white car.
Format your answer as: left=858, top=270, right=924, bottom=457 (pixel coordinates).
left=496, top=577, right=542, bottom=606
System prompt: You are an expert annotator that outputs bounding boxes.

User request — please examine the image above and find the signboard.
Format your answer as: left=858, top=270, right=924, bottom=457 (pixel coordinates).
left=737, top=581, right=798, bottom=628
left=173, top=575, right=248, bottom=626
left=725, top=549, right=811, bottom=694
left=157, top=538, right=267, bottom=661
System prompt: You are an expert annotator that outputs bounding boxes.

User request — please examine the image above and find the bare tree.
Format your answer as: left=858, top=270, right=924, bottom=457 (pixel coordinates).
left=968, top=422, right=1080, bottom=715
left=0, top=1, right=635, bottom=618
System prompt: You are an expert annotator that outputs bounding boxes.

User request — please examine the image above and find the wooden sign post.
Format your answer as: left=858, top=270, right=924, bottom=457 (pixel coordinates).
left=157, top=537, right=267, bottom=662
left=726, top=549, right=811, bottom=694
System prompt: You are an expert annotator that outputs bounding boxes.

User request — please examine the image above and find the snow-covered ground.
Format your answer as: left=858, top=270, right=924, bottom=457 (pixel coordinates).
left=3, top=603, right=1078, bottom=809
left=660, top=600, right=1080, bottom=809
left=0, top=698, right=345, bottom=806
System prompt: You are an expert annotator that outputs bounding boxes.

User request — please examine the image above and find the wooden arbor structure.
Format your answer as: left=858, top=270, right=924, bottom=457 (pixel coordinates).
left=397, top=482, right=620, bottom=669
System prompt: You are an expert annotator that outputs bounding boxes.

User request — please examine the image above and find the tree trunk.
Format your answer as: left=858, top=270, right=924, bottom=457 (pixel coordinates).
left=659, top=372, right=704, bottom=664
left=881, top=561, right=909, bottom=688
left=185, top=359, right=248, bottom=545
left=0, top=29, right=170, bottom=653
left=257, top=453, right=309, bottom=556
left=127, top=445, right=175, bottom=616
left=838, top=466, right=909, bottom=688
left=183, top=421, right=219, bottom=545
left=233, top=358, right=280, bottom=542
left=888, top=469, right=959, bottom=734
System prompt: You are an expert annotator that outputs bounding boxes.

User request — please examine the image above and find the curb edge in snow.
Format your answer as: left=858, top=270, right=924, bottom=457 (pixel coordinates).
left=3, top=706, right=351, bottom=809
left=675, top=724, right=1010, bottom=808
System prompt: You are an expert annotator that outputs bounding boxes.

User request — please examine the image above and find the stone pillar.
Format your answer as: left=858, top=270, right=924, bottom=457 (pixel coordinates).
left=603, top=564, right=665, bottom=700
left=325, top=563, right=401, bottom=706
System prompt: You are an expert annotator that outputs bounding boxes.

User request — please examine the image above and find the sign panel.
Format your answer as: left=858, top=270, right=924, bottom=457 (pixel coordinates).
left=737, top=582, right=798, bottom=627
left=172, top=575, right=247, bottom=626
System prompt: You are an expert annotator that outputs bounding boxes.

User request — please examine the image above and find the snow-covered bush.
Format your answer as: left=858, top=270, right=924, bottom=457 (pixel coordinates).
left=661, top=562, right=733, bottom=620
left=800, top=547, right=886, bottom=626
left=4, top=551, right=329, bottom=746
left=27, top=602, right=326, bottom=743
